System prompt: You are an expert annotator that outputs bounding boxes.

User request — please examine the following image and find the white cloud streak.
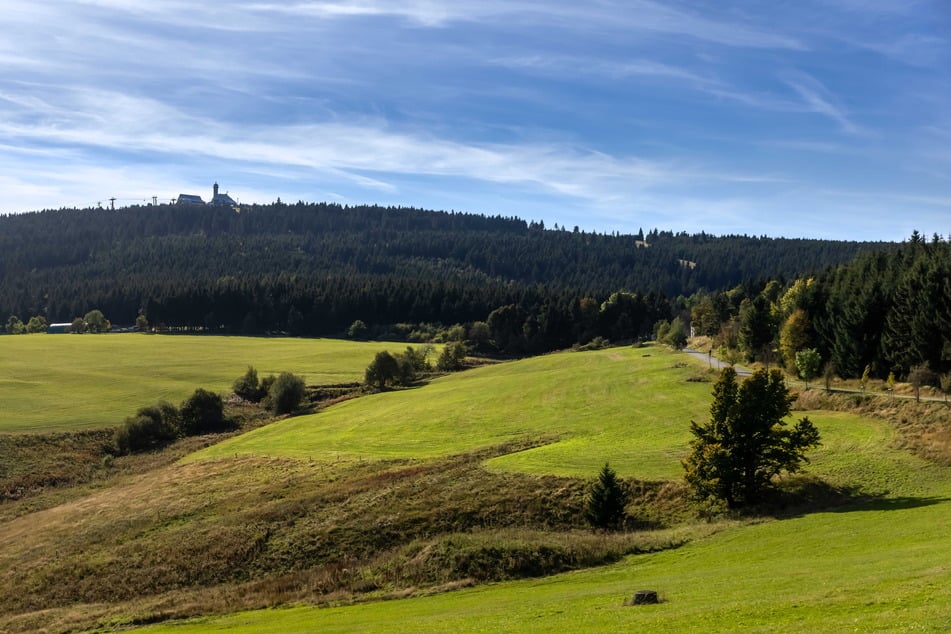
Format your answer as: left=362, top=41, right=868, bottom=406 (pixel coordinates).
left=783, top=72, right=865, bottom=135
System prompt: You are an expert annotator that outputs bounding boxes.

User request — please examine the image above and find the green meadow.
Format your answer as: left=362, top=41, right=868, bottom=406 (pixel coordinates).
left=2, top=338, right=949, bottom=633
left=0, top=335, right=398, bottom=432
left=162, top=345, right=951, bottom=633
left=191, top=348, right=710, bottom=479
left=191, top=348, right=894, bottom=485
left=144, top=485, right=951, bottom=633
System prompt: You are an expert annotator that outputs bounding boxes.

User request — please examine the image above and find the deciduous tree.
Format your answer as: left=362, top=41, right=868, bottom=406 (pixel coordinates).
left=365, top=351, right=400, bottom=390
left=26, top=315, right=48, bottom=333
left=5, top=315, right=25, bottom=334
left=795, top=348, right=822, bottom=390
left=84, top=309, right=109, bottom=333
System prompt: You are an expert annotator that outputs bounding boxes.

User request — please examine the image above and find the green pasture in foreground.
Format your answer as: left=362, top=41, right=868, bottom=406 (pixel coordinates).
left=147, top=353, right=951, bottom=632
left=146, top=488, right=951, bottom=633
left=0, top=335, right=398, bottom=432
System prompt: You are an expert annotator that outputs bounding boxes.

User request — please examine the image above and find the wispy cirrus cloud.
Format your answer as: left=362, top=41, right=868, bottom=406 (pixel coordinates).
left=0, top=0, right=947, bottom=239
left=0, top=85, right=793, bottom=216
left=783, top=72, right=865, bottom=135
left=246, top=0, right=804, bottom=49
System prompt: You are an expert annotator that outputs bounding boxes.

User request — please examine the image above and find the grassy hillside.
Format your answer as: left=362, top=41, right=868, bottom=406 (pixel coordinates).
left=0, top=335, right=397, bottom=432
left=191, top=348, right=713, bottom=479
left=156, top=347, right=951, bottom=633
left=1, top=341, right=949, bottom=633
left=148, top=348, right=951, bottom=632
left=143, top=483, right=951, bottom=633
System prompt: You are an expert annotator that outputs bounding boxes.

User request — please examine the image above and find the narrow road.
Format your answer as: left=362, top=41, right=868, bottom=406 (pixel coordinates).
left=682, top=347, right=751, bottom=376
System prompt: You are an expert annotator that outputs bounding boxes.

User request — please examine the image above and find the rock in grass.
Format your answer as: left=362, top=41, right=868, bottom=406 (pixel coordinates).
left=629, top=590, right=659, bottom=605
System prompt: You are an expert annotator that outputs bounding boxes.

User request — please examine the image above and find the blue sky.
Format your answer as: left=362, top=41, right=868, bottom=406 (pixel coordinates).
left=1, top=1, right=948, bottom=240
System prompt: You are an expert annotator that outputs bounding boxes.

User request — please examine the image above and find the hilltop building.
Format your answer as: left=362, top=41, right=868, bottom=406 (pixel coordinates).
left=176, top=193, right=205, bottom=205
left=209, top=182, right=236, bottom=206
left=175, top=183, right=236, bottom=206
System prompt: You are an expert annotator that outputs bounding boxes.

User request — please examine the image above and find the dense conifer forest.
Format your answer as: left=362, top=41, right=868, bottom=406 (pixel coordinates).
left=1, top=201, right=891, bottom=355
left=688, top=231, right=951, bottom=380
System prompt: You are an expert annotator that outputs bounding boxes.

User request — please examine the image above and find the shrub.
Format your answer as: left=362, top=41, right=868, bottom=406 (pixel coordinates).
left=115, top=402, right=179, bottom=454
left=269, top=372, right=306, bottom=415
left=908, top=364, right=937, bottom=403
left=180, top=388, right=226, bottom=435
left=436, top=341, right=468, bottom=371
left=233, top=365, right=264, bottom=402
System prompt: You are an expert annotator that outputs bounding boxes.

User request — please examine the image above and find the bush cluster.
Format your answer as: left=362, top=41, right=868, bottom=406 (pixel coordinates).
left=365, top=346, right=440, bottom=390
left=232, top=365, right=307, bottom=414
left=115, top=389, right=226, bottom=454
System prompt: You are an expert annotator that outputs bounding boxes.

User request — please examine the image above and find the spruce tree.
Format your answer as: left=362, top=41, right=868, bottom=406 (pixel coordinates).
left=683, top=368, right=820, bottom=508
left=585, top=463, right=627, bottom=530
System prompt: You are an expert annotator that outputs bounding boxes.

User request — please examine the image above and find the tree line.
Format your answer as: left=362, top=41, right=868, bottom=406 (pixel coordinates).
left=687, top=231, right=951, bottom=381
left=1, top=201, right=881, bottom=346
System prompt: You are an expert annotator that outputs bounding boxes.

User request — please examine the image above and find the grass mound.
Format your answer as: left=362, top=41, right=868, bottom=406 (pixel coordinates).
left=191, top=347, right=713, bottom=479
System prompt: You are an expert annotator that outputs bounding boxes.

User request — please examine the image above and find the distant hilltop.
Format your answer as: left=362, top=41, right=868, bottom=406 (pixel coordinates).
left=176, top=182, right=236, bottom=206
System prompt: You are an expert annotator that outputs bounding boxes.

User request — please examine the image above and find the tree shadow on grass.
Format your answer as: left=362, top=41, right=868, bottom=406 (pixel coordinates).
left=750, top=476, right=950, bottom=520
left=825, top=495, right=949, bottom=513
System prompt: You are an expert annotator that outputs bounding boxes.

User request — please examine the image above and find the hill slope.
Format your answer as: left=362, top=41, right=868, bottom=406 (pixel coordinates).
left=0, top=203, right=886, bottom=337
left=2, top=342, right=948, bottom=633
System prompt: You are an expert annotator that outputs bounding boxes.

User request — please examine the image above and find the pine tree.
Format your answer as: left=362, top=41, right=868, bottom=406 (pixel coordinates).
left=585, top=463, right=627, bottom=530
left=683, top=368, right=820, bottom=508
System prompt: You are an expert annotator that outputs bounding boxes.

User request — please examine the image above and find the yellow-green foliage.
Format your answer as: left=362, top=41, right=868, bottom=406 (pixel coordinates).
left=0, top=336, right=401, bottom=432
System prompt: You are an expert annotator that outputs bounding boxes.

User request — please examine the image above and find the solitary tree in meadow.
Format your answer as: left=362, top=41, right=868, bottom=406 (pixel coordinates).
left=683, top=367, right=820, bottom=508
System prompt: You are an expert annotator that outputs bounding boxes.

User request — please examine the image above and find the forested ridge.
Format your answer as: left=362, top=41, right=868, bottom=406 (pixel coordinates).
left=1, top=201, right=885, bottom=346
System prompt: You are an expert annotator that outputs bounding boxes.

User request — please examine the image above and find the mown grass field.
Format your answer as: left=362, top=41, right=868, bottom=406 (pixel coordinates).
left=155, top=345, right=951, bottom=633
left=191, top=349, right=896, bottom=484
left=143, top=485, right=951, bottom=633
left=191, top=349, right=712, bottom=479
left=2, top=339, right=949, bottom=633
left=0, top=335, right=399, bottom=432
